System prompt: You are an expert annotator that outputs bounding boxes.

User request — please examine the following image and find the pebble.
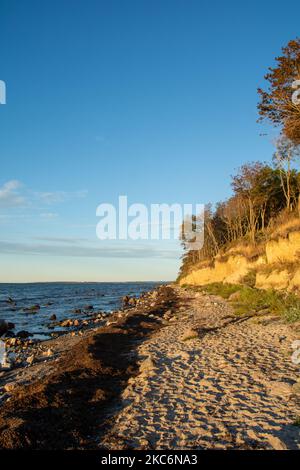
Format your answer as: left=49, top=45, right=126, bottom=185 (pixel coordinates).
left=4, top=382, right=15, bottom=392
left=26, top=355, right=35, bottom=365
left=43, top=348, right=53, bottom=357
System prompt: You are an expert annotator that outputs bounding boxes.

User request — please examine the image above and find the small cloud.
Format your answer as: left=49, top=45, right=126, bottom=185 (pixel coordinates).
left=37, top=189, right=88, bottom=204
left=39, top=212, right=59, bottom=219
left=0, top=180, right=26, bottom=207
left=0, top=240, right=180, bottom=259
left=0, top=181, right=88, bottom=208
left=33, top=236, right=87, bottom=244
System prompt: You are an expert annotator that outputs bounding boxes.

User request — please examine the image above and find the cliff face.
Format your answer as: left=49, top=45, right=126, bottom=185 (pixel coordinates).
left=179, top=254, right=264, bottom=286
left=265, top=232, right=300, bottom=263
left=179, top=230, right=300, bottom=292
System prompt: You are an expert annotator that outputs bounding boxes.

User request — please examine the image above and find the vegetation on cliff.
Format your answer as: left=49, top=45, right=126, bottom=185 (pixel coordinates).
left=183, top=282, right=300, bottom=323
left=179, top=38, right=300, bottom=281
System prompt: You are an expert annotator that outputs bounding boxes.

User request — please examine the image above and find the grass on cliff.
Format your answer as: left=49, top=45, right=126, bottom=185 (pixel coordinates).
left=197, top=282, right=242, bottom=299
left=190, top=282, right=300, bottom=323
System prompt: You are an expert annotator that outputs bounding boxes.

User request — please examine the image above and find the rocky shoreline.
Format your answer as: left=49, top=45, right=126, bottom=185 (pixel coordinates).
left=0, top=285, right=177, bottom=448
left=0, top=290, right=157, bottom=381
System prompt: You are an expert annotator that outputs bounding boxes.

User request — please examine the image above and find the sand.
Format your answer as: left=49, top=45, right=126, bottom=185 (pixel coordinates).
left=0, top=285, right=299, bottom=450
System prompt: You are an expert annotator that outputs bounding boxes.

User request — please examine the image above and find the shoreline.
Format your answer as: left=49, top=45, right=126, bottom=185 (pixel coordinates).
left=0, top=285, right=177, bottom=449
left=0, top=281, right=162, bottom=341
left=0, top=286, right=170, bottom=395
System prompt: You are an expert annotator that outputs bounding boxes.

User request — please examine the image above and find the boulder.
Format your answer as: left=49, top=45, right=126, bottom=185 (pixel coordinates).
left=23, top=304, right=40, bottom=313
left=0, top=319, right=15, bottom=336
left=140, top=356, right=156, bottom=372
left=26, top=355, right=35, bottom=365
left=164, top=309, right=173, bottom=319
left=83, top=305, right=93, bottom=310
left=43, top=348, right=53, bottom=357
left=50, top=314, right=57, bottom=321
left=181, top=328, right=199, bottom=341
left=122, top=295, right=137, bottom=307
left=3, top=331, right=15, bottom=338
left=228, top=291, right=242, bottom=302
left=4, top=382, right=16, bottom=392
left=16, top=330, right=31, bottom=339
left=8, top=338, right=17, bottom=346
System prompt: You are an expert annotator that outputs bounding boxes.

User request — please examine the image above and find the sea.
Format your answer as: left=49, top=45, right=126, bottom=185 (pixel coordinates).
left=0, top=282, right=162, bottom=340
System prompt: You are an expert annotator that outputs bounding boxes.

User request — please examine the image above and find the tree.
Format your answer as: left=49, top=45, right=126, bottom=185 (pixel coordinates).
left=272, top=136, right=300, bottom=211
left=231, top=162, right=267, bottom=242
left=258, top=38, right=300, bottom=145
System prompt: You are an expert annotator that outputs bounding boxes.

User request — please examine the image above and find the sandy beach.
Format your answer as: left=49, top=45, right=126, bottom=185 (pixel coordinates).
left=0, top=285, right=299, bottom=450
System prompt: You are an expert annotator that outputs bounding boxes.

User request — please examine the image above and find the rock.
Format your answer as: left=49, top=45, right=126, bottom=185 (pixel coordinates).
left=0, top=351, right=13, bottom=370
left=26, top=355, right=35, bottom=365
left=3, top=331, right=15, bottom=338
left=181, top=328, right=199, bottom=341
left=279, top=335, right=286, bottom=343
left=83, top=305, right=93, bottom=310
left=228, top=291, right=241, bottom=302
left=61, top=320, right=71, bottom=327
left=0, top=319, right=15, bottom=335
left=4, top=382, right=15, bottom=392
left=50, top=314, right=57, bottom=321
left=16, top=330, right=31, bottom=339
left=73, top=308, right=82, bottom=314
left=268, top=381, right=292, bottom=397
left=106, top=320, right=118, bottom=327
left=292, top=380, right=300, bottom=394
left=73, top=319, right=80, bottom=327
left=122, top=296, right=137, bottom=307
left=164, top=309, right=172, bottom=318
left=43, top=348, right=53, bottom=357
left=23, top=304, right=40, bottom=313
left=140, top=357, right=156, bottom=372
left=8, top=338, right=17, bottom=346
left=6, top=297, right=15, bottom=304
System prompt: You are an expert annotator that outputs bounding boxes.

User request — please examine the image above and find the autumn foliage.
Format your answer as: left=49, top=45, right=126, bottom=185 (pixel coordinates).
left=258, top=38, right=300, bottom=144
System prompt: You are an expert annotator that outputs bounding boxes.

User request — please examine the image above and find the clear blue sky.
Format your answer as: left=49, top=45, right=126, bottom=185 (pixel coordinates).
left=0, top=0, right=299, bottom=282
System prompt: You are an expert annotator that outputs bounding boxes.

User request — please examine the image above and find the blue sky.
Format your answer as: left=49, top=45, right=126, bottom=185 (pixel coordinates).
left=0, top=0, right=299, bottom=282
